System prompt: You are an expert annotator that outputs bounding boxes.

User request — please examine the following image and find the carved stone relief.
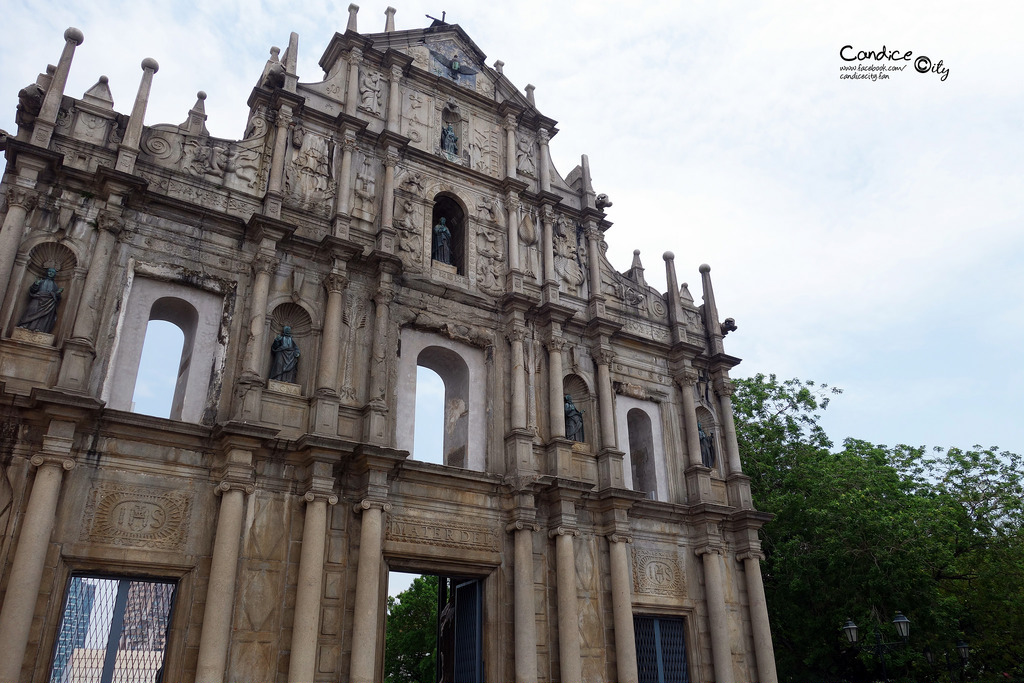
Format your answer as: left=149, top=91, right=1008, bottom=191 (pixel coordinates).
left=553, top=220, right=585, bottom=295
left=402, top=91, right=430, bottom=145
left=140, top=128, right=269, bottom=195
left=358, top=68, right=384, bottom=116
left=475, top=227, right=505, bottom=296
left=633, top=547, right=685, bottom=596
left=352, top=156, right=377, bottom=223
left=469, top=122, right=499, bottom=176
left=284, top=126, right=334, bottom=215
left=82, top=481, right=192, bottom=550
left=340, top=285, right=371, bottom=403
left=475, top=194, right=504, bottom=227
left=386, top=514, right=499, bottom=551
left=518, top=208, right=539, bottom=279
left=394, top=195, right=424, bottom=272
left=516, top=135, right=536, bottom=176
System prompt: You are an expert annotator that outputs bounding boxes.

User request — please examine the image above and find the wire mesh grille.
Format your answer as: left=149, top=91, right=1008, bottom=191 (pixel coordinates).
left=634, top=615, right=690, bottom=683
left=49, top=576, right=176, bottom=683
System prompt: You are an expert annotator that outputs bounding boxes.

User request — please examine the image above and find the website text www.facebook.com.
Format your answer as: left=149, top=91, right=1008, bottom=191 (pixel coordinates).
left=839, top=62, right=907, bottom=81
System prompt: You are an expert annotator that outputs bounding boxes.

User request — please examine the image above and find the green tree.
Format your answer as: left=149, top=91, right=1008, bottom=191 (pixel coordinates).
left=384, top=574, right=438, bottom=683
left=733, top=373, right=1024, bottom=683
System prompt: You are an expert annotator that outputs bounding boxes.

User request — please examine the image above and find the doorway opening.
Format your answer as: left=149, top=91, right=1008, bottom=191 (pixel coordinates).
left=48, top=575, right=177, bottom=683
left=384, top=572, right=483, bottom=683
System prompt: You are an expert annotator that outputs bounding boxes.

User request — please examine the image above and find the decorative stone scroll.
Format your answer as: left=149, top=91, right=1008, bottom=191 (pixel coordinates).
left=82, top=481, right=192, bottom=550
left=632, top=547, right=685, bottom=597
left=386, top=514, right=499, bottom=552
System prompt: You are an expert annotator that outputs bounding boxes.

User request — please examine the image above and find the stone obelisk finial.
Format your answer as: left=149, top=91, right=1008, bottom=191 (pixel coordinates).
left=347, top=4, right=359, bottom=32
left=30, top=27, right=84, bottom=148
left=115, top=57, right=159, bottom=174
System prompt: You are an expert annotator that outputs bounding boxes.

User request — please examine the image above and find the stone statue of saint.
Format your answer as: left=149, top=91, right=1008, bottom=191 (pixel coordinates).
left=441, top=123, right=458, bottom=155
left=270, top=326, right=300, bottom=383
left=698, top=422, right=716, bottom=468
left=564, top=395, right=585, bottom=442
left=17, top=267, right=62, bottom=333
left=432, top=217, right=452, bottom=264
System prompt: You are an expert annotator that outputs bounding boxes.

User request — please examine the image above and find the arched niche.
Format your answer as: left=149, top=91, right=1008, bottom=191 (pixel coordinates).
left=562, top=373, right=595, bottom=448
left=695, top=405, right=722, bottom=476
left=615, top=395, right=669, bottom=501
left=267, top=302, right=314, bottom=392
left=431, top=193, right=466, bottom=275
left=395, top=328, right=487, bottom=472
left=9, top=242, right=78, bottom=341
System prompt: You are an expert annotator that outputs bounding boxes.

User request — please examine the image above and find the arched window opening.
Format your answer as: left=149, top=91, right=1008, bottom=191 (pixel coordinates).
left=416, top=346, right=470, bottom=468
left=431, top=194, right=466, bottom=274
left=413, top=366, right=445, bottom=465
left=105, top=279, right=224, bottom=425
left=131, top=320, right=185, bottom=419
left=130, top=297, right=200, bottom=421
left=627, top=408, right=657, bottom=498
left=396, top=330, right=486, bottom=472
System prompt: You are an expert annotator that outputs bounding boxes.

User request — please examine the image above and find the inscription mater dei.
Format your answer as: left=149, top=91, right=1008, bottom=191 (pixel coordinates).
left=386, top=515, right=499, bottom=551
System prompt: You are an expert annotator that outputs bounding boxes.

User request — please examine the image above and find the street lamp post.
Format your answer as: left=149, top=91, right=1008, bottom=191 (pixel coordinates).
left=841, top=612, right=911, bottom=683
left=924, top=641, right=970, bottom=683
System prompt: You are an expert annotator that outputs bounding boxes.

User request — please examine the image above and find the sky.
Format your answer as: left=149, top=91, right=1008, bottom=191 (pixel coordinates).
left=2, top=0, right=1021, bottom=462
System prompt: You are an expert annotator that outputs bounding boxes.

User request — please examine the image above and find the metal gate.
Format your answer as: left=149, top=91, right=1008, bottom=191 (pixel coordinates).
left=635, top=615, right=690, bottom=683
left=49, top=576, right=176, bottom=683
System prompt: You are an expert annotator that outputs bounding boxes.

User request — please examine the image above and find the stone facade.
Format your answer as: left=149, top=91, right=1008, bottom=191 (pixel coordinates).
left=0, top=11, right=776, bottom=683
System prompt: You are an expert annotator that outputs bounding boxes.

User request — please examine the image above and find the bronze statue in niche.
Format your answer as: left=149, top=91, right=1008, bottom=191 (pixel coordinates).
left=17, top=268, right=62, bottom=333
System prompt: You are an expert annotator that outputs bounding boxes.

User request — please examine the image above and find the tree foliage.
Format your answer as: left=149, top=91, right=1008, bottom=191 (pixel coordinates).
left=384, top=574, right=438, bottom=683
left=733, top=373, right=1024, bottom=683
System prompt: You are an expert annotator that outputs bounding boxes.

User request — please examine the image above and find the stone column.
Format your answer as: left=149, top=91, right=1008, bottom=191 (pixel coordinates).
left=379, top=151, right=397, bottom=230
left=29, top=27, right=84, bottom=148
left=608, top=534, right=639, bottom=683
left=195, top=460, right=255, bottom=683
left=66, top=212, right=122, bottom=344
left=369, top=281, right=394, bottom=403
left=509, top=521, right=539, bottom=683
left=315, top=273, right=347, bottom=395
left=697, top=546, right=734, bottom=683
left=504, top=114, right=517, bottom=179
left=715, top=378, right=743, bottom=476
left=0, top=188, right=37, bottom=304
left=679, top=368, right=704, bottom=468
left=287, top=488, right=339, bottom=683
left=386, top=66, right=402, bottom=132
left=509, top=326, right=528, bottom=430
left=264, top=106, right=293, bottom=218
left=349, top=499, right=391, bottom=683
left=334, top=136, right=357, bottom=220
left=593, top=348, right=616, bottom=449
left=505, top=193, right=520, bottom=272
left=740, top=552, right=778, bottom=683
left=585, top=226, right=603, bottom=299
left=115, top=58, right=160, bottom=174
left=551, top=526, right=582, bottom=683
left=546, top=336, right=565, bottom=439
left=541, top=207, right=556, bottom=287
left=240, top=253, right=279, bottom=381
left=538, top=128, right=551, bottom=193
left=0, top=449, right=75, bottom=683
left=345, top=48, right=363, bottom=117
